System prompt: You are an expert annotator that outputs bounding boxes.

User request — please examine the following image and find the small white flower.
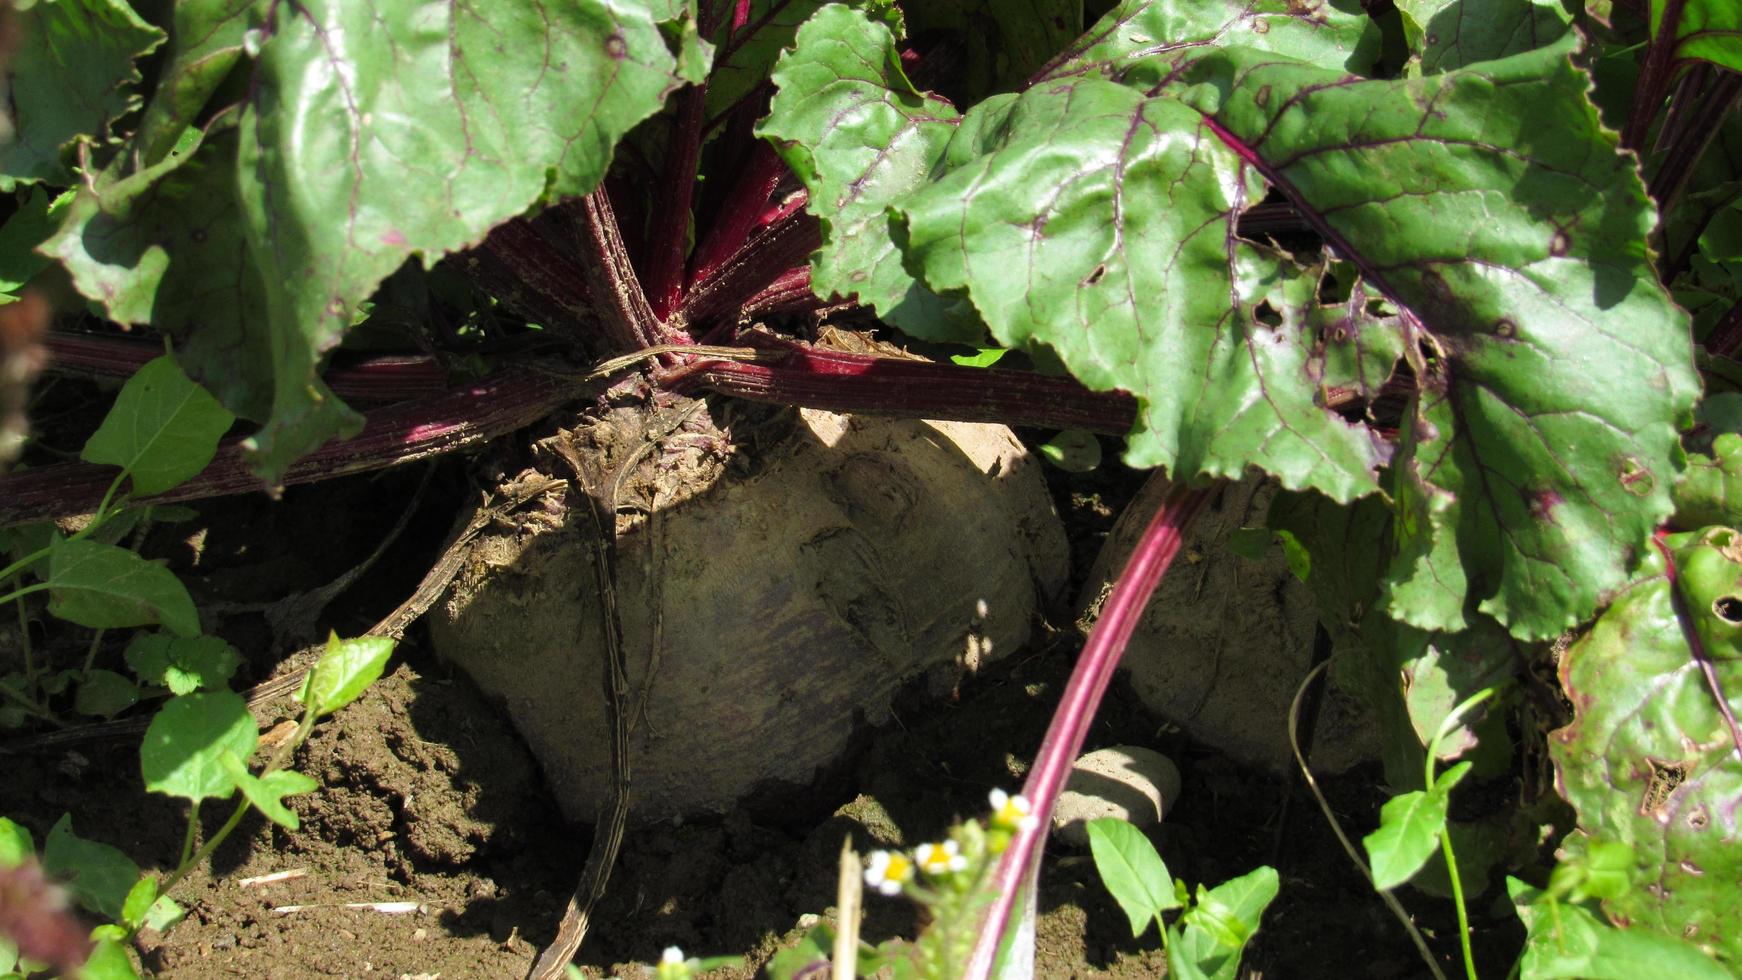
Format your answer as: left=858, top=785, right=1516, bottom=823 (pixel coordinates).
left=662, top=947, right=685, bottom=964
left=989, top=788, right=1040, bottom=832
left=915, top=840, right=968, bottom=875
left=863, top=850, right=914, bottom=895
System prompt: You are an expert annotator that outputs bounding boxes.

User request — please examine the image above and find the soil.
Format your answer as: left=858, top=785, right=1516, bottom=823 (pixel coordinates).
left=0, top=419, right=1526, bottom=979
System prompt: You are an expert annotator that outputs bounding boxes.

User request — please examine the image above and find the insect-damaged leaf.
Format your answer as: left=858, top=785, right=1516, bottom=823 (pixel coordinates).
left=49, top=0, right=710, bottom=481
left=1550, top=527, right=1742, bottom=961
left=896, top=28, right=1694, bottom=641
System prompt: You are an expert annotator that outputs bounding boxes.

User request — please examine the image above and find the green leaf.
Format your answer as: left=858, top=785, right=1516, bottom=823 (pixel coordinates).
left=1169, top=866, right=1279, bottom=980
left=140, top=691, right=257, bottom=803
left=1650, top=0, right=1742, bottom=74
left=1394, top=0, right=1570, bottom=73
left=757, top=4, right=977, bottom=341
left=51, top=0, right=709, bottom=481
left=949, top=347, right=1008, bottom=368
left=80, top=928, right=142, bottom=980
left=0, top=818, right=34, bottom=868
left=766, top=923, right=832, bottom=979
left=0, top=0, right=165, bottom=188
left=42, top=815, right=139, bottom=921
left=1038, top=430, right=1102, bottom=473
left=295, top=633, right=394, bottom=719
left=81, top=355, right=235, bottom=496
left=217, top=752, right=316, bottom=830
left=74, top=669, right=139, bottom=719
left=1549, top=527, right=1742, bottom=959
left=131, top=0, right=254, bottom=167
left=125, top=632, right=242, bottom=695
left=1038, top=0, right=1379, bottom=85
left=45, top=538, right=199, bottom=637
left=1509, top=879, right=1732, bottom=979
left=0, top=188, right=72, bottom=296
left=1675, top=433, right=1742, bottom=529
left=900, top=33, right=1694, bottom=641
left=119, top=876, right=180, bottom=932
left=1086, top=817, right=1179, bottom=937
left=1363, top=761, right=1470, bottom=890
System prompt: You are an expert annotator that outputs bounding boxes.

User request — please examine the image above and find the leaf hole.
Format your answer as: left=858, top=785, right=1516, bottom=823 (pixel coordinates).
left=1640, top=758, right=1689, bottom=814
left=1083, top=264, right=1107, bottom=287
left=1712, top=595, right=1742, bottom=625
left=1253, top=301, right=1282, bottom=327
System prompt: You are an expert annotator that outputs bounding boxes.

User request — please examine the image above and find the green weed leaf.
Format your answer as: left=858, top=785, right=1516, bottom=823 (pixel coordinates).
left=81, top=355, right=234, bottom=496
left=125, top=633, right=242, bottom=695
left=1038, top=430, right=1102, bottom=473
left=1168, top=866, right=1279, bottom=980
left=140, top=692, right=257, bottom=803
left=46, top=538, right=199, bottom=637
left=80, top=926, right=142, bottom=980
left=0, top=0, right=165, bottom=188
left=73, top=669, right=139, bottom=719
left=1363, top=761, right=1470, bottom=890
left=217, top=752, right=316, bottom=830
left=296, top=633, right=394, bottom=719
left=42, top=815, right=139, bottom=921
left=1509, top=879, right=1732, bottom=979
left=0, top=818, right=34, bottom=868
left=1550, top=528, right=1742, bottom=959
left=121, top=876, right=184, bottom=932
left=1086, top=817, right=1179, bottom=937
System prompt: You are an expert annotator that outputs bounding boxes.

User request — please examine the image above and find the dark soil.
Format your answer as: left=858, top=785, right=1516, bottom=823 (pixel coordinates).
left=1, top=426, right=1524, bottom=979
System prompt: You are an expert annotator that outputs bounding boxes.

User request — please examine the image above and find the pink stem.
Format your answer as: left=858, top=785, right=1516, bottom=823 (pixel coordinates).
left=740, top=266, right=824, bottom=318
left=645, top=86, right=710, bottom=320
left=1622, top=0, right=1686, bottom=152
left=963, top=480, right=1217, bottom=980
left=0, top=370, right=567, bottom=527
left=671, top=335, right=1139, bottom=433
left=570, top=190, right=667, bottom=349
left=688, top=141, right=788, bottom=288
left=45, top=332, right=449, bottom=403
left=677, top=204, right=821, bottom=327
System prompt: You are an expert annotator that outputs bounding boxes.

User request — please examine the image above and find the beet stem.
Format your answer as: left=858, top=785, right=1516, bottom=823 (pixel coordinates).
left=678, top=206, right=821, bottom=328
left=963, top=480, right=1217, bottom=980
left=645, top=86, right=710, bottom=321
left=0, top=370, right=568, bottom=527
left=572, top=190, right=669, bottom=349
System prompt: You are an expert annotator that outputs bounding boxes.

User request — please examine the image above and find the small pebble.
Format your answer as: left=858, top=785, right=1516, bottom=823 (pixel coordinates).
left=1049, top=745, right=1182, bottom=848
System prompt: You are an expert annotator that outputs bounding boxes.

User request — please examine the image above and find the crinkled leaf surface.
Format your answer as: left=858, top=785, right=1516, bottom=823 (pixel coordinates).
left=81, top=355, right=235, bottom=496
left=706, top=1, right=895, bottom=122
left=132, top=0, right=254, bottom=166
left=1651, top=0, right=1742, bottom=74
left=1191, top=38, right=1693, bottom=638
left=757, top=4, right=976, bottom=340
left=140, top=691, right=257, bottom=803
left=51, top=0, right=708, bottom=480
left=892, top=20, right=1692, bottom=640
left=0, top=0, right=165, bottom=188
left=1675, top=433, right=1742, bottom=529
left=1395, top=0, right=1570, bottom=74
left=1550, top=529, right=1742, bottom=960
left=46, top=538, right=200, bottom=637
left=1509, top=879, right=1733, bottom=979
left=1034, top=0, right=1379, bottom=85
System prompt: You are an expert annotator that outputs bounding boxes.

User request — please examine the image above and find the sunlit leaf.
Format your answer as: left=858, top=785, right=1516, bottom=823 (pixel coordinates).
left=140, top=691, right=258, bottom=803
left=81, top=355, right=234, bottom=496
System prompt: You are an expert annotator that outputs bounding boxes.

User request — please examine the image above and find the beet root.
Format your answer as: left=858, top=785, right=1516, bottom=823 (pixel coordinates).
left=430, top=401, right=1068, bottom=821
